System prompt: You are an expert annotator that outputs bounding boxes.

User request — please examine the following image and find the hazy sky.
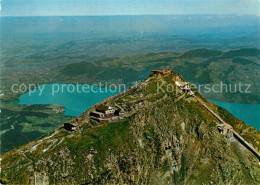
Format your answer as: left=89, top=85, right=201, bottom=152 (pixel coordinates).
left=1, top=0, right=260, bottom=16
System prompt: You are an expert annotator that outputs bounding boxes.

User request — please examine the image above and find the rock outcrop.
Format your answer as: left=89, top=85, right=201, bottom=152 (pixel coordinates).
left=1, top=71, right=259, bottom=184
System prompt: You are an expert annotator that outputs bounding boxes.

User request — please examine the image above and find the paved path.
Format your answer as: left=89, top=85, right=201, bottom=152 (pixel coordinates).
left=232, top=130, right=260, bottom=161
left=190, top=91, right=260, bottom=161
left=114, top=102, right=125, bottom=112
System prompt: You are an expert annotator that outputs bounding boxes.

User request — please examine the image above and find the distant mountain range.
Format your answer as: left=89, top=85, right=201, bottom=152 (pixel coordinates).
left=54, top=48, right=260, bottom=104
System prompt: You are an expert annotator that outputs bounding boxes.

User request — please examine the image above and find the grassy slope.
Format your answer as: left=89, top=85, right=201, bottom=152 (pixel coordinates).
left=0, top=48, right=259, bottom=165
left=1, top=73, right=259, bottom=184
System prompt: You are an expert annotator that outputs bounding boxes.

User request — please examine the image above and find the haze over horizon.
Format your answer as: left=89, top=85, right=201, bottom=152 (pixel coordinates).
left=1, top=0, right=260, bottom=17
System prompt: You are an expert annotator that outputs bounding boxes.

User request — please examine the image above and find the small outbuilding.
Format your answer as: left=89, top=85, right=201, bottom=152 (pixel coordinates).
left=89, top=111, right=105, bottom=118
left=175, top=81, right=191, bottom=91
left=64, top=122, right=77, bottom=131
left=150, top=69, right=173, bottom=76
left=95, top=105, right=115, bottom=116
left=217, top=124, right=233, bottom=135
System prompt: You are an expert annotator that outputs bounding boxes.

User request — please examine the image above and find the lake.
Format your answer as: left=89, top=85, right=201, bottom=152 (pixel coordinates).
left=19, top=83, right=120, bottom=117
left=19, top=83, right=259, bottom=130
left=211, top=101, right=260, bottom=131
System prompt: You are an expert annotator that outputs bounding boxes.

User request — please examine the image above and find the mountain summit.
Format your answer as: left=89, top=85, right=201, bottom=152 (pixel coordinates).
left=1, top=70, right=259, bottom=184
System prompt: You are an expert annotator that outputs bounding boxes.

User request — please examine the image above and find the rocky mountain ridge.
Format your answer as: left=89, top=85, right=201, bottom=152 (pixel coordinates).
left=1, top=70, right=260, bottom=184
